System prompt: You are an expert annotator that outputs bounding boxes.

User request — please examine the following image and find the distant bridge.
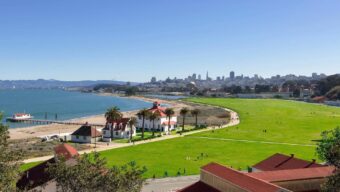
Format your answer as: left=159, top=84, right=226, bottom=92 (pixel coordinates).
left=6, top=118, right=105, bottom=127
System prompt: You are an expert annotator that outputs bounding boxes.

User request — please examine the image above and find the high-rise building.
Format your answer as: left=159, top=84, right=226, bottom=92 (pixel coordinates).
left=150, top=77, right=157, bottom=83
left=312, top=73, right=317, bottom=78
left=198, top=74, right=201, bottom=80
left=206, top=71, right=209, bottom=80
left=192, top=73, right=197, bottom=80
left=230, top=71, right=235, bottom=80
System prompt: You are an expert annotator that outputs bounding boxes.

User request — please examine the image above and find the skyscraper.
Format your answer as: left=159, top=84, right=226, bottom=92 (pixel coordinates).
left=206, top=71, right=209, bottom=80
left=230, top=71, right=235, bottom=80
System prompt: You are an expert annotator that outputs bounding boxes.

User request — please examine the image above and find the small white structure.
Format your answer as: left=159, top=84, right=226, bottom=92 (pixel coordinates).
left=102, top=118, right=136, bottom=139
left=71, top=124, right=102, bottom=143
left=137, top=101, right=177, bottom=134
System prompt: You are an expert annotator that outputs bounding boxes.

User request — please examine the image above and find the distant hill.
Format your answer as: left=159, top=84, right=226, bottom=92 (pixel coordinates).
left=0, top=79, right=140, bottom=89
left=315, top=74, right=340, bottom=100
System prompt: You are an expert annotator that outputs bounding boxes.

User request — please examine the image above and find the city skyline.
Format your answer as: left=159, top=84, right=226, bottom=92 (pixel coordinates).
left=1, top=0, right=340, bottom=81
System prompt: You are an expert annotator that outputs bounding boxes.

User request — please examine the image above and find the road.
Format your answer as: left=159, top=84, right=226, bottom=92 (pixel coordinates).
left=142, top=175, right=199, bottom=192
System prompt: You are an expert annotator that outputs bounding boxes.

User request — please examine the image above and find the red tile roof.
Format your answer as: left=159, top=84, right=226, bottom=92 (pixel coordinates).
left=54, top=143, right=79, bottom=159
left=247, top=166, right=335, bottom=182
left=201, top=162, right=288, bottom=192
left=252, top=153, right=324, bottom=171
left=148, top=101, right=167, bottom=117
left=71, top=125, right=102, bottom=138
left=178, top=181, right=221, bottom=192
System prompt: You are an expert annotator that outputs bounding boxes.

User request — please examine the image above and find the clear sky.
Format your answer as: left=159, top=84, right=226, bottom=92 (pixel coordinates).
left=0, top=0, right=339, bottom=82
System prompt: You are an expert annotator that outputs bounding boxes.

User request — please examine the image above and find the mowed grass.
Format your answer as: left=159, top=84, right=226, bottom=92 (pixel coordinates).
left=101, top=137, right=316, bottom=178
left=187, top=98, right=340, bottom=144
left=97, top=98, right=340, bottom=178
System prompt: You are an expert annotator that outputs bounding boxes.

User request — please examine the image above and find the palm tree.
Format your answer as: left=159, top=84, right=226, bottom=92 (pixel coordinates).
left=137, top=108, right=150, bottom=139
left=149, top=111, right=161, bottom=136
left=128, top=117, right=137, bottom=142
left=180, top=108, right=189, bottom=132
left=105, top=106, right=122, bottom=121
left=105, top=107, right=122, bottom=139
left=165, top=108, right=175, bottom=133
left=191, top=109, right=201, bottom=128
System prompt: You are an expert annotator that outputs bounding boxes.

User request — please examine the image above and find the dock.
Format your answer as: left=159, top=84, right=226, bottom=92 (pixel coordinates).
left=6, top=118, right=105, bottom=127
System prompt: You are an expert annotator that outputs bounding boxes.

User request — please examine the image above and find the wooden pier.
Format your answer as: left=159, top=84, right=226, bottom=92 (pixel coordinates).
left=6, top=118, right=105, bottom=127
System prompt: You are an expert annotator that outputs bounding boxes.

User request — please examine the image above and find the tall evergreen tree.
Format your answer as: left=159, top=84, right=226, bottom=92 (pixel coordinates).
left=48, top=152, right=146, bottom=192
left=316, top=127, right=340, bottom=191
left=0, top=113, right=22, bottom=191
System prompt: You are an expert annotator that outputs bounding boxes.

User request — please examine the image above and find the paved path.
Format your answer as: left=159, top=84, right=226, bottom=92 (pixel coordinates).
left=23, top=107, right=240, bottom=163
left=189, top=136, right=316, bottom=147
left=142, top=175, right=199, bottom=192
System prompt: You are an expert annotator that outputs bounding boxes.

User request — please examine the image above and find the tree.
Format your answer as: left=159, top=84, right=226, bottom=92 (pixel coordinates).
left=316, top=127, right=340, bottom=191
left=190, top=109, right=201, bottom=128
left=137, top=109, right=150, bottom=139
left=0, top=113, right=22, bottom=191
left=105, top=107, right=123, bottom=139
left=48, top=152, right=146, bottom=192
left=164, top=108, right=175, bottom=133
left=179, top=108, right=189, bottom=132
left=148, top=111, right=160, bottom=137
left=128, top=117, right=137, bottom=142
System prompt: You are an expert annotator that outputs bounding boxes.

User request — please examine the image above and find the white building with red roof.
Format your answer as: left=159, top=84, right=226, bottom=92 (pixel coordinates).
left=137, top=101, right=177, bottom=134
left=102, top=117, right=136, bottom=139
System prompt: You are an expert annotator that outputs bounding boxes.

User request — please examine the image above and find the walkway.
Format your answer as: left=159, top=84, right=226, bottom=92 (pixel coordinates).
left=189, top=136, right=316, bottom=147
left=23, top=107, right=240, bottom=163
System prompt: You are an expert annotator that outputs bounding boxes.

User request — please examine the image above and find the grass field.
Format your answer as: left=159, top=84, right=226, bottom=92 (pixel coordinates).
left=21, top=98, right=340, bottom=177
left=97, top=98, right=340, bottom=178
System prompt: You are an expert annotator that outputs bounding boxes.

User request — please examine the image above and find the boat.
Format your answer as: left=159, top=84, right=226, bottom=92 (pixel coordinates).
left=6, top=113, right=33, bottom=122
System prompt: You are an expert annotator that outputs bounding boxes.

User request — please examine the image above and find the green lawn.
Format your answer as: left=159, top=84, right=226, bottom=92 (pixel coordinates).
left=97, top=98, right=340, bottom=178
left=20, top=161, right=43, bottom=171
left=187, top=98, right=340, bottom=144
left=21, top=98, right=340, bottom=177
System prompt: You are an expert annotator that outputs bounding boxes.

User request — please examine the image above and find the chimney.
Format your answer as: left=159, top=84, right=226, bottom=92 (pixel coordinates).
left=290, top=154, right=294, bottom=158
left=312, top=159, right=316, bottom=163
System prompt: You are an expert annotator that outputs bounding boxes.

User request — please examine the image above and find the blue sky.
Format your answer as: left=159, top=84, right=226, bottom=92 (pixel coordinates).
left=0, top=0, right=339, bottom=82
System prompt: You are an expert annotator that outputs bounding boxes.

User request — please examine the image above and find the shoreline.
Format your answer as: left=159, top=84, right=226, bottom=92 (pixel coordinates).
left=8, top=94, right=190, bottom=140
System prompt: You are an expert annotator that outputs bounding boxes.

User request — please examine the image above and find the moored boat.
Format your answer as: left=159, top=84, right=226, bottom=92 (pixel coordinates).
left=6, top=113, right=33, bottom=122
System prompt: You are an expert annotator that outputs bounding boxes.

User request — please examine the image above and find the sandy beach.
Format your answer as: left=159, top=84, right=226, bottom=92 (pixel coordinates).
left=9, top=95, right=190, bottom=140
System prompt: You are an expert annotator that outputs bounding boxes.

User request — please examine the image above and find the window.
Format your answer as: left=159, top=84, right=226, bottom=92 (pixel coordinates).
left=115, top=131, right=118, bottom=136
left=127, top=131, right=129, bottom=135
left=83, top=136, right=86, bottom=140
left=76, top=135, right=79, bottom=139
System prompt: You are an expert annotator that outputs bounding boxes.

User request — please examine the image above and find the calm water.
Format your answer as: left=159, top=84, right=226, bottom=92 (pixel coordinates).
left=0, top=89, right=151, bottom=128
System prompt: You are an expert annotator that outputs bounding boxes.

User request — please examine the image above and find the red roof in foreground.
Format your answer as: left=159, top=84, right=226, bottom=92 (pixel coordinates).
left=54, top=143, right=79, bottom=159
left=252, top=153, right=324, bottom=171
left=201, top=162, right=287, bottom=192
left=247, top=166, right=335, bottom=182
left=178, top=181, right=221, bottom=192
